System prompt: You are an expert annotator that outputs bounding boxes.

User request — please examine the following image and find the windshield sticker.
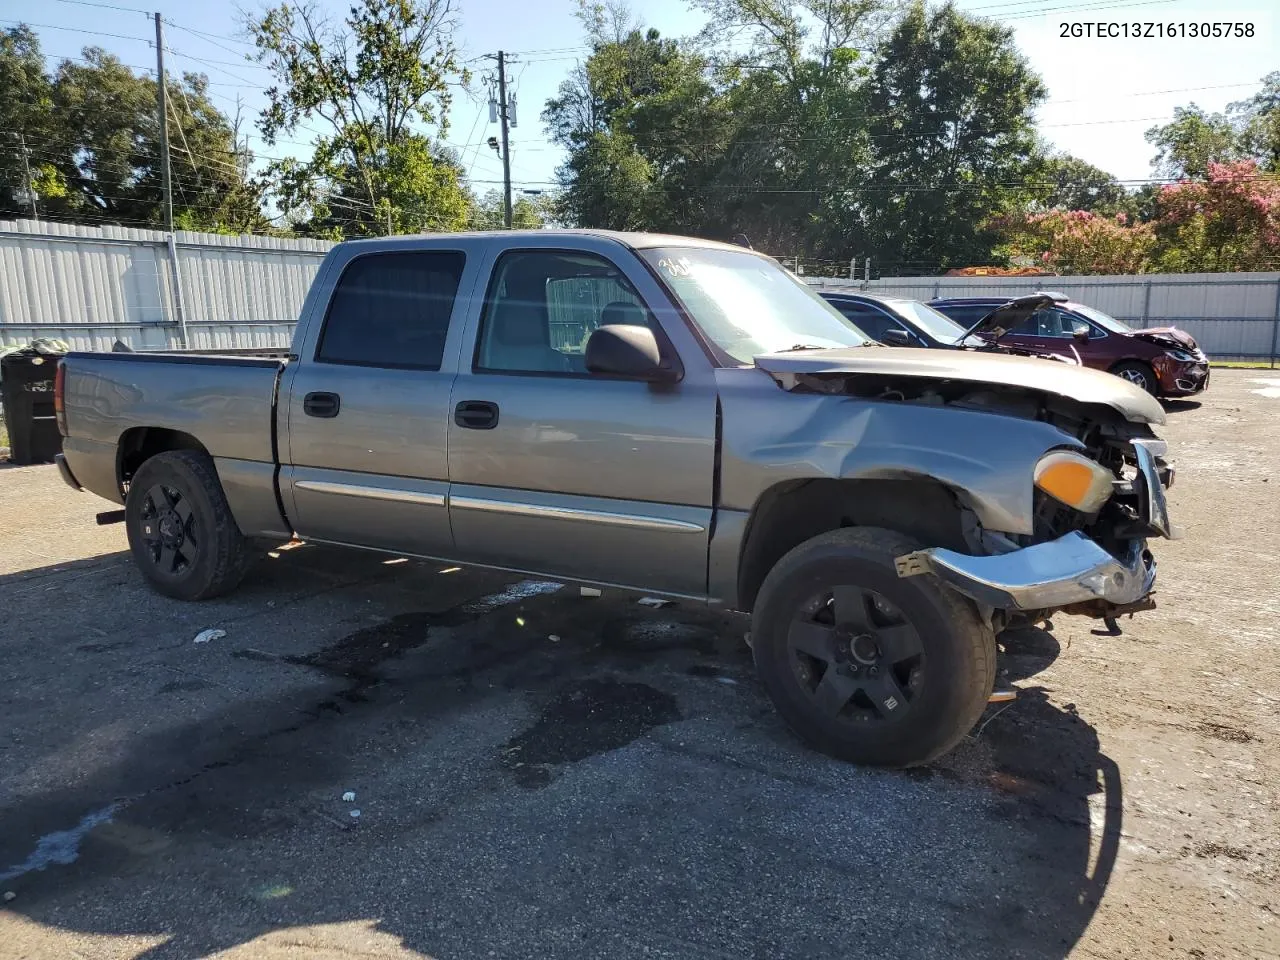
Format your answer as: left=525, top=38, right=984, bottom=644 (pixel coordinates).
left=657, top=257, right=692, bottom=278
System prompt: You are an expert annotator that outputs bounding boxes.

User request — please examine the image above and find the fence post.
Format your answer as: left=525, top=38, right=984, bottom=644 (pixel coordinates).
left=166, top=232, right=189, bottom=348
left=1270, top=277, right=1280, bottom=369
left=1142, top=279, right=1153, bottom=325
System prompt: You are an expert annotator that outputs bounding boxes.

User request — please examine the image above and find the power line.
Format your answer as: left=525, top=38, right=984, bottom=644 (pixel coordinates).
left=166, top=21, right=256, bottom=62
left=47, top=0, right=149, bottom=13
left=0, top=18, right=149, bottom=44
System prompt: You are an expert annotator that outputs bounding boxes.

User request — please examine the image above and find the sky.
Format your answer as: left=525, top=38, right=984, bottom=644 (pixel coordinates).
left=1, top=0, right=1277, bottom=197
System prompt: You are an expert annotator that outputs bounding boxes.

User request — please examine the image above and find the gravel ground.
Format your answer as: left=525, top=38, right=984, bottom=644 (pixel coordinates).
left=0, top=368, right=1277, bottom=960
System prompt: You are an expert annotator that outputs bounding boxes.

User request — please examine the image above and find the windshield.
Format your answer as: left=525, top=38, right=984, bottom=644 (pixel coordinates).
left=884, top=299, right=977, bottom=345
left=1070, top=302, right=1133, bottom=333
left=639, top=247, right=871, bottom=363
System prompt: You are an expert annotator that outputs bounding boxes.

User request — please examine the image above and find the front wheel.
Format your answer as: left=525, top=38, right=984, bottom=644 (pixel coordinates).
left=751, top=527, right=995, bottom=768
left=124, top=450, right=253, bottom=601
left=1111, top=360, right=1158, bottom=395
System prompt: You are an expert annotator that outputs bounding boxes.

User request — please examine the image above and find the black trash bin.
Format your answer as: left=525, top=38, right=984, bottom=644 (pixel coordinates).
left=1, top=349, right=64, bottom=465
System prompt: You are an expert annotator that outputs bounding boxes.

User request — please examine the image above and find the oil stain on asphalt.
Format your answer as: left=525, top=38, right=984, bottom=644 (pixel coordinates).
left=499, top=678, right=681, bottom=789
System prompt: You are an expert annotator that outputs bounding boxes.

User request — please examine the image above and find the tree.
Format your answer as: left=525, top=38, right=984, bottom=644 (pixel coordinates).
left=1, top=26, right=265, bottom=230
left=1231, top=72, right=1280, bottom=173
left=1153, top=160, right=1280, bottom=272
left=858, top=2, right=1046, bottom=270
left=545, top=0, right=889, bottom=252
left=993, top=209, right=1154, bottom=275
left=1033, top=153, right=1129, bottom=214
left=544, top=7, right=728, bottom=234
left=470, top=189, right=555, bottom=229
left=247, top=0, right=471, bottom=237
left=0, top=26, right=58, bottom=220
left=1144, top=106, right=1241, bottom=180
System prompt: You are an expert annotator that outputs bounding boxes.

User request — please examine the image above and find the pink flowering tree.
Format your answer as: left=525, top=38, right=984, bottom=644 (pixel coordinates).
left=992, top=209, right=1155, bottom=275
left=1153, top=161, right=1280, bottom=272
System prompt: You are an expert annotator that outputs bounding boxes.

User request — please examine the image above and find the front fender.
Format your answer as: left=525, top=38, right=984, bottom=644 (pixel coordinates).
left=716, top=370, right=1083, bottom=537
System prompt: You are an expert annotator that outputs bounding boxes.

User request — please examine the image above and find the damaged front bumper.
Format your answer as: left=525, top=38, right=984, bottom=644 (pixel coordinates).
left=895, top=532, right=1157, bottom=611
left=895, top=438, right=1172, bottom=613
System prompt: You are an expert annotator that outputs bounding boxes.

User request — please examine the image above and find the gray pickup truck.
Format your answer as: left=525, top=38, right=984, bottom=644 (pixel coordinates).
left=54, top=231, right=1176, bottom=767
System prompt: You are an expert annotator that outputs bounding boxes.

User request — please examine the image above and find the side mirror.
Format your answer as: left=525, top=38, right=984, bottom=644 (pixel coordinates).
left=1072, top=325, right=1090, bottom=344
left=881, top=328, right=911, bottom=347
left=585, top=325, right=679, bottom=382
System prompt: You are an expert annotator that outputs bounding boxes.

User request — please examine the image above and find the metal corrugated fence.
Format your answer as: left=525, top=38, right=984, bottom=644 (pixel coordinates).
left=805, top=272, right=1280, bottom=362
left=0, top=219, right=333, bottom=353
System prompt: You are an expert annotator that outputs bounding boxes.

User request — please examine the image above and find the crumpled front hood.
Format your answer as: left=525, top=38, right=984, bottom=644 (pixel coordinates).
left=755, top=346, right=1167, bottom=425
left=1131, top=325, right=1200, bottom=352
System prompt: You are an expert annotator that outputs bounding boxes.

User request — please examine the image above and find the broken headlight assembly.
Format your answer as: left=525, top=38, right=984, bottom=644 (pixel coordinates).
left=1034, top=450, right=1114, bottom=515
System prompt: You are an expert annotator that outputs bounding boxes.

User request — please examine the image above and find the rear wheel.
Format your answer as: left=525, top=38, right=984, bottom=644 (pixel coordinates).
left=751, top=527, right=995, bottom=767
left=125, top=450, right=252, bottom=601
left=1111, top=360, right=1158, bottom=395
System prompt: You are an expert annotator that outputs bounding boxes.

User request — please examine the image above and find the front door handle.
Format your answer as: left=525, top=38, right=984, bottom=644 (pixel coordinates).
left=303, top=391, right=341, bottom=418
left=454, top=400, right=499, bottom=430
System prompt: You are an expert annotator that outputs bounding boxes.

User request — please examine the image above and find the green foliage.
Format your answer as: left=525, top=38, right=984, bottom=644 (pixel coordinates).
left=246, top=0, right=471, bottom=238
left=993, top=209, right=1155, bottom=275
left=1152, top=160, right=1280, bottom=272
left=545, top=0, right=1044, bottom=269
left=1145, top=106, right=1241, bottom=179
left=470, top=188, right=556, bottom=229
left=544, top=12, right=726, bottom=234
left=858, top=3, right=1045, bottom=270
left=1231, top=72, right=1280, bottom=174
left=993, top=161, right=1280, bottom=274
left=0, top=27, right=266, bottom=231
left=1032, top=153, right=1129, bottom=214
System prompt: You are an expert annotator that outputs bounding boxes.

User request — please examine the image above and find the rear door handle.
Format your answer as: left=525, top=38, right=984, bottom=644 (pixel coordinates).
left=303, top=391, right=341, bottom=418
left=454, top=400, right=499, bottom=430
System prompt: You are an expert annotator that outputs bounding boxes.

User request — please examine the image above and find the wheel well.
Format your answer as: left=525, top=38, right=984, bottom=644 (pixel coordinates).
left=736, top=477, right=969, bottom=613
left=117, top=427, right=209, bottom=493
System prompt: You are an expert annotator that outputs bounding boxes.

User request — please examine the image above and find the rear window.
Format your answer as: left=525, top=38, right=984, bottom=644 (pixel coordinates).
left=316, top=251, right=466, bottom=369
left=931, top=303, right=992, bottom=330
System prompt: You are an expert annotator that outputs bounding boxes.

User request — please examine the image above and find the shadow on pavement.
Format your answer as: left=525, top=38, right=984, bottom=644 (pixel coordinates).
left=0, top=553, right=1119, bottom=959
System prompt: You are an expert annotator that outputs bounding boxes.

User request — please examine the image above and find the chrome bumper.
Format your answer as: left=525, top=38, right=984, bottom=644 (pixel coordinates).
left=895, top=531, right=1157, bottom=611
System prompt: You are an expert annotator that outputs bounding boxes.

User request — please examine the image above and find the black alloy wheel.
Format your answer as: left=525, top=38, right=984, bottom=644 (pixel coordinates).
left=137, top=483, right=201, bottom=579
left=786, top=586, right=923, bottom=724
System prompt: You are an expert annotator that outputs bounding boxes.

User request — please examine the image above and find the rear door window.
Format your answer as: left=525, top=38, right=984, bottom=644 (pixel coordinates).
left=317, top=251, right=466, bottom=369
left=830, top=301, right=907, bottom=342
left=933, top=304, right=992, bottom=330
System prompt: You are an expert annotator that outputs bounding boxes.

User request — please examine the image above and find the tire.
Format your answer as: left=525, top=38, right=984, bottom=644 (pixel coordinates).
left=1110, top=360, right=1158, bottom=395
left=124, top=450, right=253, bottom=601
left=751, top=526, right=995, bottom=768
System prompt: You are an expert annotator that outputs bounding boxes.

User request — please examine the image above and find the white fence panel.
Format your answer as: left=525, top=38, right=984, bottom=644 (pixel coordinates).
left=0, top=219, right=331, bottom=352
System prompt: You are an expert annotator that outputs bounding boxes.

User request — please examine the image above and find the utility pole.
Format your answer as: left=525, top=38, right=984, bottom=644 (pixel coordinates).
left=154, top=12, right=174, bottom=231
left=496, top=50, right=513, bottom=228
left=17, top=132, right=38, bottom=221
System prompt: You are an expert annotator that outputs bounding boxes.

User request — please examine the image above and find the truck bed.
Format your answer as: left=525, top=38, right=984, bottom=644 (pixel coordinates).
left=58, top=351, right=289, bottom=537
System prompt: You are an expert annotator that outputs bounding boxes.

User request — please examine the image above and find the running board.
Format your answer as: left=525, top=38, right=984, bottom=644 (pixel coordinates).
left=96, top=510, right=126, bottom=526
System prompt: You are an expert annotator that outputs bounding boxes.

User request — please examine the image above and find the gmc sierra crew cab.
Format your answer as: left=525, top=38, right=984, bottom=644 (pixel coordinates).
left=54, top=230, right=1177, bottom=767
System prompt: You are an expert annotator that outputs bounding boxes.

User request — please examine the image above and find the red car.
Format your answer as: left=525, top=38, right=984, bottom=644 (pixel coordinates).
left=929, top=292, right=1210, bottom=397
